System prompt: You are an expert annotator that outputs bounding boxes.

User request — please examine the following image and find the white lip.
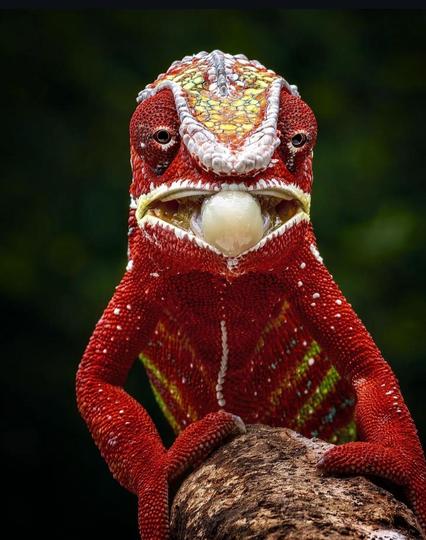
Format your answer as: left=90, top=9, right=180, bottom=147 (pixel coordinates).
left=135, top=178, right=311, bottom=258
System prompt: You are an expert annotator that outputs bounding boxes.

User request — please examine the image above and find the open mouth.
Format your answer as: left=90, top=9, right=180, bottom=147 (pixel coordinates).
left=136, top=181, right=310, bottom=257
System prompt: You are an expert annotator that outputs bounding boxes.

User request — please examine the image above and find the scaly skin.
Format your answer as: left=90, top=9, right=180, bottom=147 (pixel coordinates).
left=76, top=51, right=426, bottom=538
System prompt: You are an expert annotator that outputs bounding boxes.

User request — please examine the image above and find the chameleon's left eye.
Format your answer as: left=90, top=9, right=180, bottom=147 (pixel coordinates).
left=291, top=133, right=307, bottom=148
left=130, top=89, right=180, bottom=175
left=278, top=91, right=317, bottom=173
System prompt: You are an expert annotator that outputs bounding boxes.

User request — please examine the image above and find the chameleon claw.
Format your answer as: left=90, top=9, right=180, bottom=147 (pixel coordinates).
left=230, top=413, right=247, bottom=434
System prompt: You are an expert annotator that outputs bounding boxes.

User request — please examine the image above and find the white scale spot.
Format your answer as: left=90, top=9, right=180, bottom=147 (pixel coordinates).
left=297, top=280, right=303, bottom=287
left=335, top=313, right=341, bottom=318
left=126, top=259, right=134, bottom=271
left=300, top=262, right=306, bottom=269
left=308, top=358, right=315, bottom=366
left=102, top=349, right=107, bottom=354
left=312, top=293, right=320, bottom=299
left=126, top=304, right=131, bottom=310
left=311, top=302, right=316, bottom=307
left=117, top=325, right=122, bottom=331
left=335, top=299, right=342, bottom=305
left=113, top=308, right=120, bottom=315
left=216, top=320, right=229, bottom=408
left=310, top=243, right=324, bottom=263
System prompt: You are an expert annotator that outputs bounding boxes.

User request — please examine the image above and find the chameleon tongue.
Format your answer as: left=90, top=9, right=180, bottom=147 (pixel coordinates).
left=200, top=191, right=264, bottom=256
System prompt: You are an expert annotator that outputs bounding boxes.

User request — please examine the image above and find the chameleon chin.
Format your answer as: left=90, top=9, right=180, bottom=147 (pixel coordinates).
left=76, top=51, right=426, bottom=539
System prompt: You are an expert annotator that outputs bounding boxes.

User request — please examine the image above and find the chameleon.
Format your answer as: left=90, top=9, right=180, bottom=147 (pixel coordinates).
left=76, top=50, right=426, bottom=539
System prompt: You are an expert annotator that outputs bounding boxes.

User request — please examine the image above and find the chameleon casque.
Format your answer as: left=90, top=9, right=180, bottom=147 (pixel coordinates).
left=76, top=50, right=426, bottom=538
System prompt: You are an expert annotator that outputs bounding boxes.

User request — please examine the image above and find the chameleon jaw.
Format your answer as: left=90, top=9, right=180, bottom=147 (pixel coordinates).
left=135, top=179, right=310, bottom=258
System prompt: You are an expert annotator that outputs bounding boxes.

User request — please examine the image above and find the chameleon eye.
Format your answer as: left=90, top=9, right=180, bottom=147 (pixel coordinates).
left=278, top=91, right=317, bottom=173
left=154, top=129, right=172, bottom=145
left=291, top=133, right=307, bottom=148
left=130, top=89, right=180, bottom=176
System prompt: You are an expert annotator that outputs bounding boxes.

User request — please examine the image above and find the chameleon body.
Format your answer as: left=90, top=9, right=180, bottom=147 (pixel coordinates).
left=76, top=51, right=426, bottom=539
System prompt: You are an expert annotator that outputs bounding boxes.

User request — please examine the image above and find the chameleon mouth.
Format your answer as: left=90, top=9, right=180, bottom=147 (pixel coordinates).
left=136, top=180, right=310, bottom=257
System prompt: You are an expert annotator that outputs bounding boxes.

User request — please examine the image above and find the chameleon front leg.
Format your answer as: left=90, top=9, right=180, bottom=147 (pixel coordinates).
left=76, top=265, right=243, bottom=539
left=76, top=267, right=169, bottom=538
left=280, top=224, right=426, bottom=534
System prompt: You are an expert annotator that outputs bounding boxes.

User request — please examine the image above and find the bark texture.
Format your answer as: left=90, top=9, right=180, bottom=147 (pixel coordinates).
left=170, top=425, right=422, bottom=539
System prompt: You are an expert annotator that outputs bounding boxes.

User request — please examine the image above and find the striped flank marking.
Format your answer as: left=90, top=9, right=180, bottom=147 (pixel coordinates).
left=140, top=353, right=198, bottom=433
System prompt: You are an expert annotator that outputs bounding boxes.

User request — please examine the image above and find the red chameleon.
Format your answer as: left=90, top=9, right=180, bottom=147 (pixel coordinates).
left=76, top=51, right=426, bottom=539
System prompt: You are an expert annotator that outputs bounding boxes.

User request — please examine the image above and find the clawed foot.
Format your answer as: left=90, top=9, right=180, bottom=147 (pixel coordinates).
left=318, top=441, right=426, bottom=536
left=167, top=410, right=246, bottom=480
left=136, top=411, right=245, bottom=540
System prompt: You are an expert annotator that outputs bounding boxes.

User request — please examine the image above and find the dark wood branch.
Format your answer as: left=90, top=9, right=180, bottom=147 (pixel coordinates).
left=170, top=425, right=422, bottom=539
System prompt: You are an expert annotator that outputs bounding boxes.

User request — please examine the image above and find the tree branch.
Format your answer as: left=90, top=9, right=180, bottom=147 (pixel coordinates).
left=170, top=425, right=422, bottom=539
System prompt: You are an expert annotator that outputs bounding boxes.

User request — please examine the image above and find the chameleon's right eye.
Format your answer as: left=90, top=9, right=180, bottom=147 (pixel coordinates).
left=130, top=89, right=180, bottom=176
left=153, top=129, right=172, bottom=145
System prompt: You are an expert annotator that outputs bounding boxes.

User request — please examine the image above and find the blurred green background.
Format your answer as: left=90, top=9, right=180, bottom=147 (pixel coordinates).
left=1, top=9, right=425, bottom=539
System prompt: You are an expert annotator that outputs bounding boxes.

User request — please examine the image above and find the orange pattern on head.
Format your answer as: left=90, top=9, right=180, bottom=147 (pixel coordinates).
left=149, top=57, right=280, bottom=147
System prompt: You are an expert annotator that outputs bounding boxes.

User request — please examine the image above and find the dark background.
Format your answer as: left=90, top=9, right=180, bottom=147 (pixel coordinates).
left=2, top=10, right=425, bottom=539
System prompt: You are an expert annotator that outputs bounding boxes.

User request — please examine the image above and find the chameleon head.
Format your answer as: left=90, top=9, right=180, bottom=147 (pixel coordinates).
left=129, top=51, right=317, bottom=274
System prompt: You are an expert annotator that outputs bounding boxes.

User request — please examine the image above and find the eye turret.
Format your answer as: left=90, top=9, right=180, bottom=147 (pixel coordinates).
left=277, top=92, right=317, bottom=173
left=130, top=89, right=180, bottom=175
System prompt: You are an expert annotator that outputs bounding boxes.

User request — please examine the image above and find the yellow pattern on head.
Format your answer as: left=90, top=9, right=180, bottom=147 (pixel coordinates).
left=150, top=57, right=280, bottom=146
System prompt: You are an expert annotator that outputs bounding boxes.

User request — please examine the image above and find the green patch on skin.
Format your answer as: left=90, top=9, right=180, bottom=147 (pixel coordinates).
left=270, top=340, right=322, bottom=408
left=295, top=365, right=340, bottom=429
left=140, top=353, right=198, bottom=433
left=329, top=419, right=357, bottom=444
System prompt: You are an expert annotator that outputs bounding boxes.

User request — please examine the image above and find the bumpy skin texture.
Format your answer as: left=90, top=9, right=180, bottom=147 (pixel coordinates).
left=76, top=53, right=426, bottom=539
